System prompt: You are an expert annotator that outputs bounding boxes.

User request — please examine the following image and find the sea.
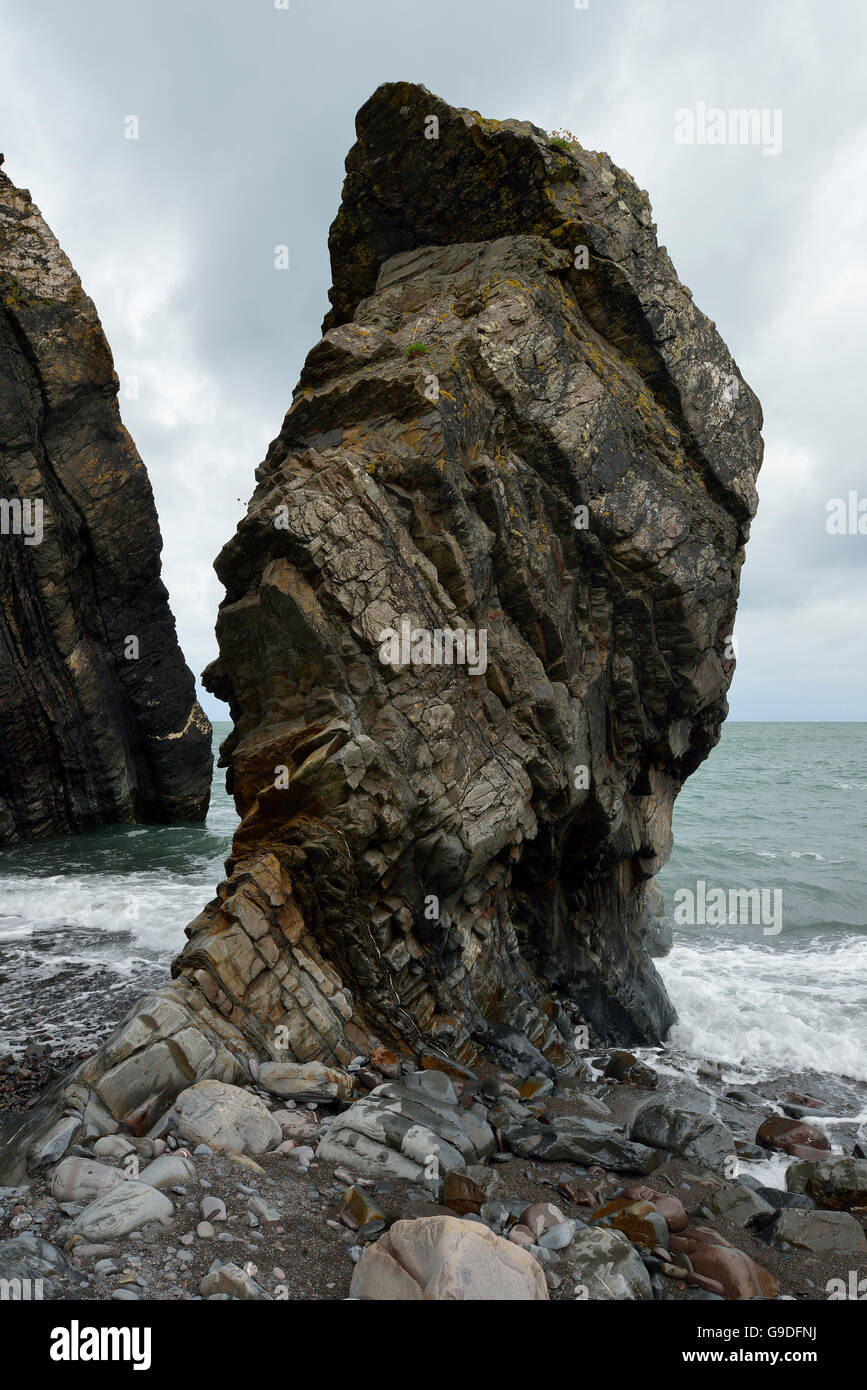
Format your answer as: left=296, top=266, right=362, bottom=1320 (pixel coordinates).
left=0, top=722, right=864, bottom=1107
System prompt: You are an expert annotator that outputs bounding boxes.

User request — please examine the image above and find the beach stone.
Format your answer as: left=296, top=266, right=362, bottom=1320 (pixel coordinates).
left=50, top=1158, right=125, bottom=1205
left=685, top=1273, right=726, bottom=1296
left=271, top=1109, right=319, bottom=1141
left=603, top=1051, right=658, bottom=1088
left=537, top=1220, right=576, bottom=1250
left=734, top=1140, right=766, bottom=1161
left=443, top=1170, right=486, bottom=1215
left=760, top=1209, right=867, bottom=1253
left=487, top=1099, right=532, bottom=1127
left=565, top=1225, right=653, bottom=1300
left=66, top=1182, right=173, bottom=1240
left=479, top=1024, right=557, bottom=1082
left=138, top=1154, right=197, bottom=1191
left=200, top=1196, right=227, bottom=1222
left=92, top=1135, right=136, bottom=1159
left=690, top=1246, right=779, bottom=1300
left=200, top=1262, right=272, bottom=1300
left=752, top=1186, right=814, bottom=1211
left=669, top=1225, right=734, bottom=1255
left=72, top=1244, right=113, bottom=1260
left=504, top=1118, right=659, bottom=1172
left=349, top=1215, right=548, bottom=1300
left=620, top=1185, right=688, bottom=1232
left=401, top=1070, right=459, bottom=1106
left=316, top=1080, right=495, bottom=1180
left=669, top=1227, right=778, bottom=1299
left=172, top=1081, right=281, bottom=1155
left=591, top=1198, right=669, bottom=1248
left=786, top=1156, right=867, bottom=1211
left=519, top=1202, right=566, bottom=1239
left=784, top=1090, right=825, bottom=1109
left=480, top=1200, right=512, bottom=1234
left=256, top=1061, right=353, bottom=1103
left=756, top=1116, right=830, bottom=1156
left=26, top=1115, right=84, bottom=1174
left=509, top=1225, right=535, bottom=1247
left=463, top=1164, right=503, bottom=1200
left=703, top=1182, right=776, bottom=1225
left=630, top=1103, right=735, bottom=1174
left=197, top=1221, right=216, bottom=1239
left=339, top=1186, right=385, bottom=1230
left=248, top=1194, right=280, bottom=1223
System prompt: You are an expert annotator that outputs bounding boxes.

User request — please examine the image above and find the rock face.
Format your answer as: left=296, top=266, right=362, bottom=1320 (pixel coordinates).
left=0, top=164, right=211, bottom=840
left=200, top=80, right=762, bottom=1056
left=1, top=83, right=763, bottom=1168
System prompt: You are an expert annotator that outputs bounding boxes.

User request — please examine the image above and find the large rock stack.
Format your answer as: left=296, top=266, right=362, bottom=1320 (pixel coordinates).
left=1, top=83, right=763, bottom=1172
left=0, top=162, right=211, bottom=840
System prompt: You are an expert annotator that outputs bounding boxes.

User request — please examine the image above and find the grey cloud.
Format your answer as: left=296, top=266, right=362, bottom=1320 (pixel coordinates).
left=1, top=0, right=863, bottom=719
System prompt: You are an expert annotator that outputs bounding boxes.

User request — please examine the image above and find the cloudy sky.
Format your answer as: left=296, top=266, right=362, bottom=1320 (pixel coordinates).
left=2, top=0, right=864, bottom=721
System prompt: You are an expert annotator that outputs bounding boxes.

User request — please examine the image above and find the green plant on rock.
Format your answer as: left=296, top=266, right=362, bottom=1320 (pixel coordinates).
left=404, top=341, right=431, bottom=359
left=549, top=128, right=581, bottom=153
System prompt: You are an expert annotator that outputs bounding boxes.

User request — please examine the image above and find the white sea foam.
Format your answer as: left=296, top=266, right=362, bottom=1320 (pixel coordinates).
left=658, top=934, right=867, bottom=1082
left=0, top=871, right=215, bottom=958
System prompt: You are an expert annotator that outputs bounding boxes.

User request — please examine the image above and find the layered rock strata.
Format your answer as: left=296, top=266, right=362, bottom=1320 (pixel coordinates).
left=0, top=162, right=211, bottom=840
left=2, top=83, right=763, bottom=1171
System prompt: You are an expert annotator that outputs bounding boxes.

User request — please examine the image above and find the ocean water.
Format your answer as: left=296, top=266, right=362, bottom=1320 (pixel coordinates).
left=0, top=723, right=237, bottom=1057
left=0, top=723, right=864, bottom=1093
left=657, top=722, right=867, bottom=1085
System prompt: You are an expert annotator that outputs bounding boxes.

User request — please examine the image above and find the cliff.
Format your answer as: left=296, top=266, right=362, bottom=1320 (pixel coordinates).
left=0, top=162, right=212, bottom=839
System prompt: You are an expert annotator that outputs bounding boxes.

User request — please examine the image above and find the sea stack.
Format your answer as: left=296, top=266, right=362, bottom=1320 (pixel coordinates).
left=0, top=165, right=212, bottom=841
left=7, top=84, right=763, bottom=1163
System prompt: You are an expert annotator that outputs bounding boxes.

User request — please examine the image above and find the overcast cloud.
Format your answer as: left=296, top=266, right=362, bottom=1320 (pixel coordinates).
left=1, top=0, right=864, bottom=720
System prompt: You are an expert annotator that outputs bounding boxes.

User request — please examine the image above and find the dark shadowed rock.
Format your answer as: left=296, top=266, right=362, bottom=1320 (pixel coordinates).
left=0, top=83, right=763, bottom=1171
left=504, top=1116, right=660, bottom=1172
left=758, top=1208, right=867, bottom=1254
left=756, top=1116, right=830, bottom=1156
left=0, top=167, right=211, bottom=841
left=630, top=1103, right=735, bottom=1174
left=702, top=1181, right=775, bottom=1225
left=564, top=1225, right=653, bottom=1299
left=786, top=1156, right=867, bottom=1211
